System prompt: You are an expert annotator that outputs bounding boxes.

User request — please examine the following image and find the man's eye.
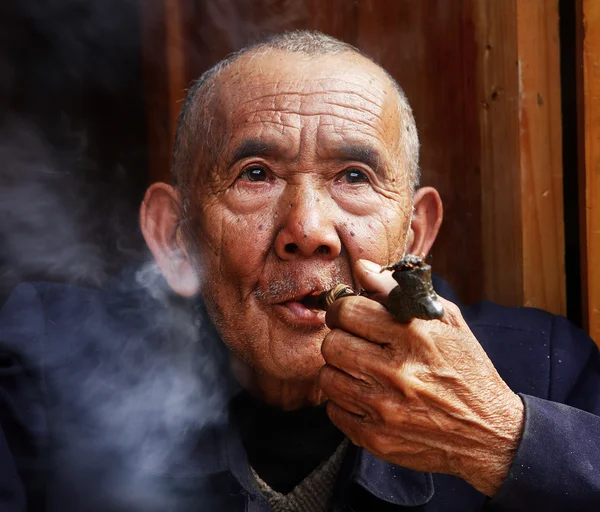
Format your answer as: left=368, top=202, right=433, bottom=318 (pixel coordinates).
left=239, top=167, right=269, bottom=182
left=342, top=169, right=370, bottom=184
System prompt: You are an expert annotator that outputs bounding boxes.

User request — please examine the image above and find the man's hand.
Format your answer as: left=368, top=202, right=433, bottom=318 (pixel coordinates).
left=318, top=259, right=524, bottom=497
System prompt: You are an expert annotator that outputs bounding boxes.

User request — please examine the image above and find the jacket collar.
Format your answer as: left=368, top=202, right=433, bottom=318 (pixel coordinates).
left=350, top=446, right=434, bottom=506
left=174, top=417, right=435, bottom=508
left=432, top=274, right=461, bottom=306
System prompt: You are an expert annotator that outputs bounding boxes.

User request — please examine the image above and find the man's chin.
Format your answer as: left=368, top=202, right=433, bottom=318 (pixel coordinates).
left=252, top=314, right=329, bottom=377
left=228, top=337, right=328, bottom=408
left=259, top=349, right=325, bottom=381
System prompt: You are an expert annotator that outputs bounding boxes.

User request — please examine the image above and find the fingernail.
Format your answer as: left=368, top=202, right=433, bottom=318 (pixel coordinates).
left=358, top=259, right=382, bottom=273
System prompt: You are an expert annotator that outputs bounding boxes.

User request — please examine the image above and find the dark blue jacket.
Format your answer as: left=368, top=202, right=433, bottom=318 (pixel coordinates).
left=0, top=273, right=599, bottom=511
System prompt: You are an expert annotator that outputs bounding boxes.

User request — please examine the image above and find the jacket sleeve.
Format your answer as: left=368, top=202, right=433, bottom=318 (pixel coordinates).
left=0, top=283, right=49, bottom=511
left=0, top=422, right=26, bottom=512
left=485, top=315, right=600, bottom=511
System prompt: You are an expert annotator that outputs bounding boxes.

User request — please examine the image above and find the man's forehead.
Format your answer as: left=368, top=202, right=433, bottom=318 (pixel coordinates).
left=217, top=50, right=398, bottom=114
left=211, top=51, right=402, bottom=163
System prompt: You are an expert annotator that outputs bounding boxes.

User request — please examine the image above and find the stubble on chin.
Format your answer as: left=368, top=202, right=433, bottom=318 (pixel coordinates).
left=194, top=256, right=353, bottom=403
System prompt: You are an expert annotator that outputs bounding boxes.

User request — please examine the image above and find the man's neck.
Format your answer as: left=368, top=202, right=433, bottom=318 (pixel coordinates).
left=231, top=390, right=345, bottom=494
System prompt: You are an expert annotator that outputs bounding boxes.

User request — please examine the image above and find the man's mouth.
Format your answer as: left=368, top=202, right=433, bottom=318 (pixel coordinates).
left=299, top=291, right=324, bottom=311
left=272, top=291, right=327, bottom=328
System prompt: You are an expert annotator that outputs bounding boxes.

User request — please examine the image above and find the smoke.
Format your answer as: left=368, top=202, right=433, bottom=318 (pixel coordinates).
left=0, top=1, right=236, bottom=510
left=38, top=262, right=235, bottom=511
left=0, top=0, right=153, bottom=300
left=0, top=118, right=107, bottom=287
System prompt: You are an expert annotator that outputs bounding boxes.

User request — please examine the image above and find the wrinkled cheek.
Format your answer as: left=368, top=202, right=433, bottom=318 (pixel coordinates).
left=383, top=213, right=411, bottom=260
left=193, top=208, right=274, bottom=287
left=348, top=211, right=409, bottom=264
left=221, top=221, right=273, bottom=280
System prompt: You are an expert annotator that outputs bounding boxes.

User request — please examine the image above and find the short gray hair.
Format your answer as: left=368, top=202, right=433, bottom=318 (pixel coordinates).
left=172, top=30, right=420, bottom=199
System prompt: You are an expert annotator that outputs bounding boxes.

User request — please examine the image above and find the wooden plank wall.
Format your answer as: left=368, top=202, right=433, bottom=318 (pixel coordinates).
left=474, top=0, right=565, bottom=313
left=355, top=0, right=483, bottom=306
left=578, top=0, right=600, bottom=342
left=516, top=2, right=565, bottom=314
left=141, top=0, right=566, bottom=315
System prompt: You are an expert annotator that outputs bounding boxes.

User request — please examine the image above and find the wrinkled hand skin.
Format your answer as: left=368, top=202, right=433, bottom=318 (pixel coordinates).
left=318, top=261, right=525, bottom=497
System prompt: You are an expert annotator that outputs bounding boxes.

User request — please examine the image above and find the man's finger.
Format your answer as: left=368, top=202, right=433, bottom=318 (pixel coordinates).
left=325, top=295, right=402, bottom=345
left=318, top=364, right=371, bottom=417
left=354, top=259, right=397, bottom=305
left=321, top=328, right=391, bottom=382
left=325, top=401, right=366, bottom=447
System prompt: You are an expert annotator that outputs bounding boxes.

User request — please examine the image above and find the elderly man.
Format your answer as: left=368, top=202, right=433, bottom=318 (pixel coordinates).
left=1, top=31, right=600, bottom=511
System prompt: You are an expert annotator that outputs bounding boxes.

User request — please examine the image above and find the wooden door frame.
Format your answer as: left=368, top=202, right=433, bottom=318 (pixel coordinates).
left=577, top=0, right=600, bottom=342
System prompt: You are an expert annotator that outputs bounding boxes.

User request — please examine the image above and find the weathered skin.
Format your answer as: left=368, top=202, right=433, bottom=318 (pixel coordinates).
left=140, top=49, right=524, bottom=498
left=320, top=260, right=523, bottom=497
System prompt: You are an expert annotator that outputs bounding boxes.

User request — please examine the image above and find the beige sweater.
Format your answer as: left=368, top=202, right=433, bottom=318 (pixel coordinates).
left=251, top=438, right=349, bottom=512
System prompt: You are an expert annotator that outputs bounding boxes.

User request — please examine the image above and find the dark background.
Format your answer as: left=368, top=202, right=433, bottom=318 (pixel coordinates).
left=0, top=0, right=149, bottom=302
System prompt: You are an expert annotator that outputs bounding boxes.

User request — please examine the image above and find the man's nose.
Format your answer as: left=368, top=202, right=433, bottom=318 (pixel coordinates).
left=274, top=187, right=342, bottom=260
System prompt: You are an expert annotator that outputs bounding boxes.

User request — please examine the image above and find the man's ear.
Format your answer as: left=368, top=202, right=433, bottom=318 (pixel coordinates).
left=406, top=186, right=443, bottom=258
left=139, top=183, right=200, bottom=297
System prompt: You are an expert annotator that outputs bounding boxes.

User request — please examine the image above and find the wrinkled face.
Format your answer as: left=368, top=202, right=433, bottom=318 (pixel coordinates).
left=186, top=51, right=413, bottom=385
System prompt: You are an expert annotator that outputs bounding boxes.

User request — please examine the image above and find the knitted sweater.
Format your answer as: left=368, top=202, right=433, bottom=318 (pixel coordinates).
left=252, top=439, right=349, bottom=512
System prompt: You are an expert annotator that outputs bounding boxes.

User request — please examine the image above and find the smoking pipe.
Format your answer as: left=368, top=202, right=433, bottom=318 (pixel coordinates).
left=310, top=255, right=444, bottom=323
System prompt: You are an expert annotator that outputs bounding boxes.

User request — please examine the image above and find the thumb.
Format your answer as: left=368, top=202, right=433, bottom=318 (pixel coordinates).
left=355, top=259, right=398, bottom=305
